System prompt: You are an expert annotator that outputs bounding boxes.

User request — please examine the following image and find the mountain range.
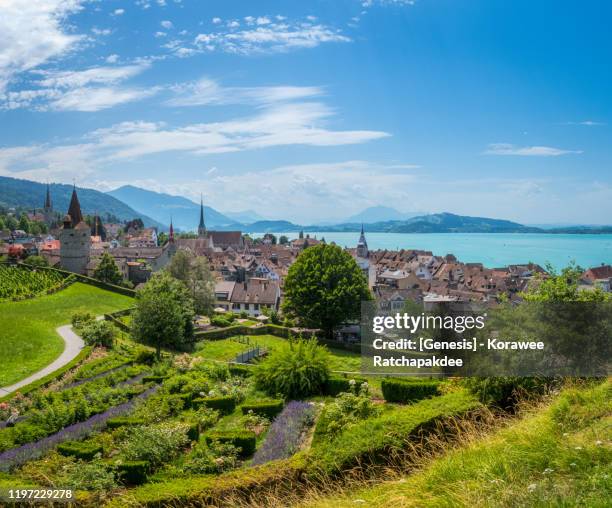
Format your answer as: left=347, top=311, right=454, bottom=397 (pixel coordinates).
left=2, top=177, right=610, bottom=234
left=0, top=176, right=163, bottom=229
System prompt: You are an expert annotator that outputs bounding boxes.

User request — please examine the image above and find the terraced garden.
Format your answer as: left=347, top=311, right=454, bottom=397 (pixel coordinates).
left=0, top=264, right=70, bottom=301
left=0, top=282, right=134, bottom=387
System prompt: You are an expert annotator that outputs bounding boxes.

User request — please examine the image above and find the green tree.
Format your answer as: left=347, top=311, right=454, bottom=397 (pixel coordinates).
left=25, top=255, right=48, bottom=267
left=5, top=215, right=18, bottom=231
left=93, top=253, right=124, bottom=286
left=132, top=272, right=195, bottom=359
left=279, top=235, right=289, bottom=245
left=18, top=214, right=30, bottom=233
left=0, top=216, right=6, bottom=230
left=167, top=250, right=215, bottom=315
left=282, top=243, right=372, bottom=338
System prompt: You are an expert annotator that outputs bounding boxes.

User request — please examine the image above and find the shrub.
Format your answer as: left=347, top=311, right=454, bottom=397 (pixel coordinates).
left=106, top=417, right=146, bottom=429
left=194, top=407, right=220, bottom=431
left=116, top=460, right=148, bottom=485
left=253, top=338, right=330, bottom=398
left=462, top=376, right=551, bottom=408
left=121, top=422, right=191, bottom=468
left=192, top=396, right=236, bottom=415
left=211, top=316, right=232, bottom=328
left=134, top=349, right=156, bottom=366
left=142, top=375, right=167, bottom=383
left=177, top=392, right=192, bottom=409
left=57, top=440, right=102, bottom=460
left=71, top=311, right=94, bottom=330
left=229, top=364, right=252, bottom=377
left=80, top=320, right=115, bottom=348
left=179, top=440, right=239, bottom=475
left=323, top=376, right=368, bottom=397
left=381, top=378, right=440, bottom=403
left=239, top=311, right=249, bottom=319
left=205, top=430, right=256, bottom=457
left=62, top=460, right=117, bottom=491
left=240, top=400, right=284, bottom=419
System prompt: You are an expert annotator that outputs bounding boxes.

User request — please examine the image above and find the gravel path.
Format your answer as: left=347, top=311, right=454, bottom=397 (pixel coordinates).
left=0, top=324, right=85, bottom=396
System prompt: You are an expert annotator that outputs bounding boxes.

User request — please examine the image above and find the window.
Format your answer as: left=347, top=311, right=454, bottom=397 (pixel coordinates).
left=232, top=303, right=240, bottom=310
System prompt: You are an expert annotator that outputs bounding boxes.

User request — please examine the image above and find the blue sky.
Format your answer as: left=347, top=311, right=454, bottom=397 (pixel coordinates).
left=1, top=0, right=611, bottom=224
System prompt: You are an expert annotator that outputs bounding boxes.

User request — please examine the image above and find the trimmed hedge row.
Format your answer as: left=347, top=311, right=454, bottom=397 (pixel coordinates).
left=116, top=461, right=148, bottom=485
left=323, top=376, right=368, bottom=396
left=193, top=324, right=317, bottom=341
left=381, top=378, right=440, bottom=403
left=240, top=400, right=284, bottom=419
left=192, top=396, right=236, bottom=415
left=205, top=430, right=257, bottom=457
left=57, top=440, right=103, bottom=460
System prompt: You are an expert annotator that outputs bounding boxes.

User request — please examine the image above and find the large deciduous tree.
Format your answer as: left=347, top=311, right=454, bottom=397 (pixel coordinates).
left=167, top=250, right=215, bottom=315
left=131, top=272, right=195, bottom=359
left=93, top=252, right=124, bottom=286
left=282, top=243, right=372, bottom=338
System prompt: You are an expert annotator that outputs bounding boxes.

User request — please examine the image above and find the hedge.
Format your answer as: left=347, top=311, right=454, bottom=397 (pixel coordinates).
left=240, top=400, right=284, bottom=419
left=205, top=430, right=257, bottom=457
left=186, top=421, right=199, bottom=442
left=228, top=364, right=253, bottom=377
left=177, top=392, right=192, bottom=409
left=191, top=396, right=236, bottom=415
left=381, top=378, right=441, bottom=403
left=141, top=375, right=167, bottom=384
left=0, top=347, right=93, bottom=403
left=323, top=376, right=368, bottom=397
left=193, top=324, right=318, bottom=341
left=57, top=441, right=103, bottom=460
left=106, top=417, right=146, bottom=429
left=116, top=461, right=149, bottom=485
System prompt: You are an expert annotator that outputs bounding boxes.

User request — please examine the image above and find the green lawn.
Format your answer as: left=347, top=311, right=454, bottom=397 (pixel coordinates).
left=195, top=334, right=362, bottom=371
left=0, top=283, right=134, bottom=387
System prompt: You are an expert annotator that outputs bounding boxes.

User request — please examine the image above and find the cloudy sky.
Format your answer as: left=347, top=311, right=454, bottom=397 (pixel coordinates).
left=1, top=0, right=611, bottom=224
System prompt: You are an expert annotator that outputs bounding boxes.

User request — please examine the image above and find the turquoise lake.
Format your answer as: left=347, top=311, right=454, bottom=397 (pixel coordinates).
left=253, top=232, right=612, bottom=270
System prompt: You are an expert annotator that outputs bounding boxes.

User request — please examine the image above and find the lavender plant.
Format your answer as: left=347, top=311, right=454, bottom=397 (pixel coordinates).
left=251, top=401, right=315, bottom=466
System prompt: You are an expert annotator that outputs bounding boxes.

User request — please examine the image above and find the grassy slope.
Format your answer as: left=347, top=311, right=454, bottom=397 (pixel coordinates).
left=305, top=380, right=612, bottom=508
left=195, top=334, right=362, bottom=371
left=0, top=283, right=133, bottom=386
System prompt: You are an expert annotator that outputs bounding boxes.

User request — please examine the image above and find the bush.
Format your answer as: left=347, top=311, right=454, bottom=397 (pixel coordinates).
left=80, top=320, right=115, bottom=348
left=462, top=377, right=551, bottom=408
left=381, top=378, right=440, bottom=403
left=240, top=400, right=284, bottom=419
left=211, top=316, right=232, bottom=328
left=57, top=441, right=103, bottom=460
left=71, top=311, right=94, bottom=330
left=106, top=417, right=146, bottom=429
left=205, top=430, right=257, bottom=457
left=116, top=461, right=148, bottom=485
left=121, top=422, right=191, bottom=468
left=253, top=338, right=331, bottom=398
left=192, top=396, right=236, bottom=415
left=229, top=364, right=252, bottom=377
left=62, top=460, right=117, bottom=491
left=239, top=311, right=249, bottom=319
left=323, top=376, right=368, bottom=397
left=142, top=375, right=167, bottom=383
left=134, top=349, right=156, bottom=366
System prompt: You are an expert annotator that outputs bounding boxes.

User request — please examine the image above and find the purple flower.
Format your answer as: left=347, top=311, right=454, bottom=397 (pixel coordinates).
left=0, top=385, right=160, bottom=471
left=251, top=401, right=315, bottom=466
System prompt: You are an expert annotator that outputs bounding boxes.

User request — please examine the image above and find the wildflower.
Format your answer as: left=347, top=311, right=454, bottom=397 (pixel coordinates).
left=543, top=468, right=554, bottom=474
left=595, top=440, right=603, bottom=446
left=349, top=379, right=356, bottom=386
left=575, top=446, right=582, bottom=450
left=569, top=463, right=577, bottom=467
left=528, top=484, right=537, bottom=492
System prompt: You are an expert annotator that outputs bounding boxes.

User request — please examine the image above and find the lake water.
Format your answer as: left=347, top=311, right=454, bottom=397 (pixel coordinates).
left=252, top=232, right=612, bottom=270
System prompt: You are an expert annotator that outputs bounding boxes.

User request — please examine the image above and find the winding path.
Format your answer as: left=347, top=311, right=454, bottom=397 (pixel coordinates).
left=0, top=324, right=85, bottom=396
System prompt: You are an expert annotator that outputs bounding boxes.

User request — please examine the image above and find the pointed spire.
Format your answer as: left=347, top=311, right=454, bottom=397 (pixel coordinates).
left=198, top=194, right=206, bottom=237
left=169, top=217, right=175, bottom=243
left=361, top=222, right=364, bottom=235
left=66, top=184, right=83, bottom=226
left=45, top=183, right=52, bottom=209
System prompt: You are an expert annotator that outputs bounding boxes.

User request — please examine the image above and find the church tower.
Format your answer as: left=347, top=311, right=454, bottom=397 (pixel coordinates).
left=59, top=185, right=91, bottom=274
left=43, top=183, right=54, bottom=225
left=197, top=195, right=207, bottom=238
left=356, top=223, right=369, bottom=258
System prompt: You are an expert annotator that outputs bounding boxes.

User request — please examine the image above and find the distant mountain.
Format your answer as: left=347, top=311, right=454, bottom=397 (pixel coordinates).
left=107, top=186, right=240, bottom=232
left=243, top=220, right=302, bottom=233
left=345, top=206, right=424, bottom=224
left=300, top=213, right=542, bottom=233
left=224, top=209, right=267, bottom=223
left=0, top=176, right=163, bottom=229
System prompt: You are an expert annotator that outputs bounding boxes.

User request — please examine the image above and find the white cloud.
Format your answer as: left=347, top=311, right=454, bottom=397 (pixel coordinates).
left=155, top=31, right=167, bottom=38
left=167, top=77, right=324, bottom=107
left=106, top=54, right=120, bottom=63
left=484, top=143, right=582, bottom=157
left=212, top=17, right=222, bottom=24
left=362, top=0, right=416, bottom=6
left=0, top=0, right=86, bottom=93
left=161, top=20, right=173, bottom=29
left=91, top=27, right=112, bottom=36
left=113, top=8, right=125, bottom=16
left=562, top=120, right=606, bottom=126
left=1, top=63, right=153, bottom=111
left=189, top=17, right=350, bottom=55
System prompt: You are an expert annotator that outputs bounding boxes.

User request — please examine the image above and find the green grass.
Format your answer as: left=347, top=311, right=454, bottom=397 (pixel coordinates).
left=195, top=334, right=362, bottom=371
left=0, top=283, right=133, bottom=387
left=305, top=380, right=612, bottom=508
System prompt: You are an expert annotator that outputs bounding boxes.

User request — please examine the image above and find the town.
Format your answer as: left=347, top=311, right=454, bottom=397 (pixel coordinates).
left=1, top=184, right=610, bottom=333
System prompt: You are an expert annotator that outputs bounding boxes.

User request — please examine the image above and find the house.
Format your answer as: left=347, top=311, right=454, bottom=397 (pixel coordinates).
left=582, top=265, right=612, bottom=283
left=228, top=278, right=281, bottom=316
left=214, top=281, right=236, bottom=312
